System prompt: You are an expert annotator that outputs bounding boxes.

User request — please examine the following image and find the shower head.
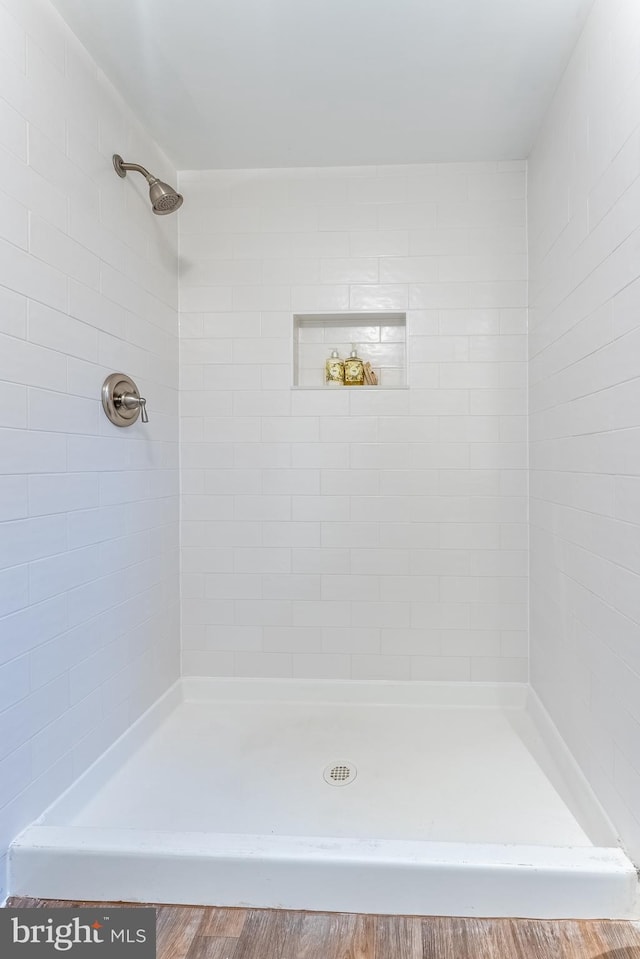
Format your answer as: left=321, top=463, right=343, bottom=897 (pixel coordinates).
left=113, top=154, right=183, bottom=216
left=148, top=178, right=183, bottom=215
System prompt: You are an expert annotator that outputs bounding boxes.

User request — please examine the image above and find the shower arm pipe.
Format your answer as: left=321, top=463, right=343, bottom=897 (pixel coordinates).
left=120, top=161, right=153, bottom=179
left=113, top=155, right=158, bottom=183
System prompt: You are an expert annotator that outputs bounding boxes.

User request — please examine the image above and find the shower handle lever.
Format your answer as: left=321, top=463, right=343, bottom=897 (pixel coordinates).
left=119, top=391, right=149, bottom=423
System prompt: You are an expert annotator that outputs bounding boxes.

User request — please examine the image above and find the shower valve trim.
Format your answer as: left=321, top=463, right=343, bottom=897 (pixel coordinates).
left=102, top=373, right=149, bottom=427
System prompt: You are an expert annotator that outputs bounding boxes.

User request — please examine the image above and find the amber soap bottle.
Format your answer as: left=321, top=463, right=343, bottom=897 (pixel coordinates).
left=344, top=346, right=365, bottom=385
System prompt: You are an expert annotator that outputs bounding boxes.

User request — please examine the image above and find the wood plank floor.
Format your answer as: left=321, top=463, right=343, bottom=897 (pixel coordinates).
left=7, top=898, right=640, bottom=959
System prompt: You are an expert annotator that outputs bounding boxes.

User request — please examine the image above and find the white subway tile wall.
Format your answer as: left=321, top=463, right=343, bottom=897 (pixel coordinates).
left=0, top=0, right=179, bottom=898
left=179, top=163, right=528, bottom=684
left=529, top=0, right=640, bottom=861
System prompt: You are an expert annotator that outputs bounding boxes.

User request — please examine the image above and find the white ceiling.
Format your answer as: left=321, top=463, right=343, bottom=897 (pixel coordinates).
left=50, top=0, right=594, bottom=170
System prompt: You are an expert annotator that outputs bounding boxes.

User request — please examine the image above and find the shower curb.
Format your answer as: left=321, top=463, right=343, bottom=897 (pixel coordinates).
left=10, top=827, right=638, bottom=919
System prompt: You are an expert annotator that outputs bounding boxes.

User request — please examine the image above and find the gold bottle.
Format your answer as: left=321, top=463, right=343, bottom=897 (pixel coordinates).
left=325, top=349, right=344, bottom=386
left=343, top=346, right=365, bottom=386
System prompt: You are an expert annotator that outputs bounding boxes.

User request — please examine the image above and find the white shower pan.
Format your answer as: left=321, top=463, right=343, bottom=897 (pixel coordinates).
left=10, top=678, right=639, bottom=919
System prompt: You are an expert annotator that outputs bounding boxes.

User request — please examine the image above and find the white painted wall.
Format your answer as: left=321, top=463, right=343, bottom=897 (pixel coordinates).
left=529, top=0, right=640, bottom=861
left=0, top=0, right=180, bottom=898
left=179, top=164, right=528, bottom=683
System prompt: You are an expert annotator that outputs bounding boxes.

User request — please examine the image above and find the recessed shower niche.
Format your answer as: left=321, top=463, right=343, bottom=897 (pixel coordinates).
left=293, top=312, right=407, bottom=388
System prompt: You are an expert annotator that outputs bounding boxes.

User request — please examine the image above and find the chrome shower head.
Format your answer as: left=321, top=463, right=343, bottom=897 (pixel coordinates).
left=113, top=154, right=183, bottom=216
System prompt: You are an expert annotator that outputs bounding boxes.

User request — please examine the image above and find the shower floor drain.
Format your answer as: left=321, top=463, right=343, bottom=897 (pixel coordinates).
left=323, top=761, right=357, bottom=787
